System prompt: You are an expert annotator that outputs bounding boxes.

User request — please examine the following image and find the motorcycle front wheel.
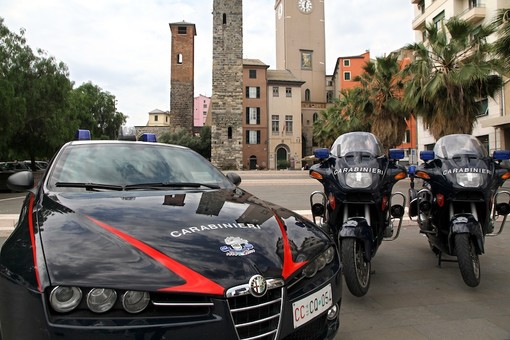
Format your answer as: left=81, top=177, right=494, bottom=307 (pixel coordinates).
left=341, top=238, right=371, bottom=297
left=455, top=233, right=481, bottom=287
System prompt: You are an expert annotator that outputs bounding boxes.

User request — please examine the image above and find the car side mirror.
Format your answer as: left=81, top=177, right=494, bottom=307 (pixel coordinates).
left=225, top=172, right=241, bottom=186
left=7, top=171, right=34, bottom=192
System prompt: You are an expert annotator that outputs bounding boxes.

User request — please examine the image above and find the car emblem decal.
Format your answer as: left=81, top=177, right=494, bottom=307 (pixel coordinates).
left=220, top=236, right=255, bottom=256
left=249, top=275, right=267, bottom=297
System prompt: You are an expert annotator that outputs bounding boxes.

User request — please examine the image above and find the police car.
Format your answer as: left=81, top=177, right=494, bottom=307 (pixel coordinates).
left=0, top=130, right=342, bottom=340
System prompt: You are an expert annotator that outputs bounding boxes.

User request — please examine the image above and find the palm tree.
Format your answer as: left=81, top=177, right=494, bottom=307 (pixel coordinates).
left=313, top=88, right=369, bottom=147
left=355, top=53, right=409, bottom=151
left=491, top=8, right=510, bottom=70
left=403, top=17, right=504, bottom=139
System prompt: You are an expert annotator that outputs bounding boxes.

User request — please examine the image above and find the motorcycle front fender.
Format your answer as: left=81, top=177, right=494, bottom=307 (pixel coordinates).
left=340, top=217, right=374, bottom=261
left=450, top=214, right=484, bottom=254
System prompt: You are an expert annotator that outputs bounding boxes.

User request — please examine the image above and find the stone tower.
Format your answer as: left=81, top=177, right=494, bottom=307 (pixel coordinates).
left=169, top=21, right=196, bottom=133
left=211, top=0, right=244, bottom=170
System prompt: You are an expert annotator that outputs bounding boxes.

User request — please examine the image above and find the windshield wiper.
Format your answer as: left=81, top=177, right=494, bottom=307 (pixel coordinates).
left=124, top=182, right=221, bottom=190
left=55, top=182, right=124, bottom=191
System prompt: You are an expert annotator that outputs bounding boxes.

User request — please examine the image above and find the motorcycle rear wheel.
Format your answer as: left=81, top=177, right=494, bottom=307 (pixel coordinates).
left=455, top=233, right=481, bottom=287
left=341, top=238, right=371, bottom=297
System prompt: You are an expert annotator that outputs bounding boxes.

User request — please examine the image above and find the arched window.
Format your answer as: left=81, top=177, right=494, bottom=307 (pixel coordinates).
left=305, top=89, right=311, bottom=102
left=177, top=53, right=183, bottom=64
left=223, top=13, right=227, bottom=25
left=228, top=127, right=233, bottom=139
left=313, top=112, right=318, bottom=122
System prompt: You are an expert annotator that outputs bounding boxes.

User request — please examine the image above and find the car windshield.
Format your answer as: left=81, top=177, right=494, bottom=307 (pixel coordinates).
left=330, top=132, right=383, bottom=157
left=433, top=134, right=487, bottom=159
left=46, top=142, right=234, bottom=191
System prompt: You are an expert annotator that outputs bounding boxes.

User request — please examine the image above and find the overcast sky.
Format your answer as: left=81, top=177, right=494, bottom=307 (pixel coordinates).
left=0, top=0, right=415, bottom=127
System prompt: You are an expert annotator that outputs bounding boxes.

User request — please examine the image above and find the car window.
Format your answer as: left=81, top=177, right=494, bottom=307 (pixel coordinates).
left=47, top=143, right=232, bottom=190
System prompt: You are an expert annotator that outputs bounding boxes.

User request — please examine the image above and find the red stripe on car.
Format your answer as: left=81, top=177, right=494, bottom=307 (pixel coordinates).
left=273, top=213, right=307, bottom=279
left=27, top=194, right=42, bottom=292
left=86, top=216, right=224, bottom=295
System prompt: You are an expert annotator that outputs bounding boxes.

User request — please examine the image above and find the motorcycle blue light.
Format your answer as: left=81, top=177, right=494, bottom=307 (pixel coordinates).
left=314, top=148, right=330, bottom=159
left=493, top=150, right=510, bottom=160
left=420, top=150, right=435, bottom=161
left=389, top=149, right=404, bottom=160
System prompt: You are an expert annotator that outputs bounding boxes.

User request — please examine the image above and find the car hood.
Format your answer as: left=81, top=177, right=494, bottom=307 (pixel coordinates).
left=38, top=189, right=329, bottom=295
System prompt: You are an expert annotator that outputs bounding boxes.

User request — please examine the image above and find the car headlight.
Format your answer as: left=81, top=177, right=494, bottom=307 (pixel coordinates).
left=87, top=288, right=117, bottom=313
left=122, top=291, right=150, bottom=314
left=302, top=246, right=336, bottom=278
left=49, top=286, right=82, bottom=313
left=345, top=172, right=372, bottom=188
left=456, top=173, right=482, bottom=188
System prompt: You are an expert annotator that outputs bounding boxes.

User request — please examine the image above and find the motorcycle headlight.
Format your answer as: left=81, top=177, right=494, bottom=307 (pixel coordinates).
left=346, top=173, right=372, bottom=188
left=456, top=173, right=482, bottom=188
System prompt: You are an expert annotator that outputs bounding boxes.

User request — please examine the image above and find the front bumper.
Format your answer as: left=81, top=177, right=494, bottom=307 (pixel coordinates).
left=0, top=268, right=342, bottom=340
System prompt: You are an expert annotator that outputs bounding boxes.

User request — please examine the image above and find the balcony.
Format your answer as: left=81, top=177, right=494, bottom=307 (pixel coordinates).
left=412, top=12, right=426, bottom=30
left=458, top=4, right=486, bottom=24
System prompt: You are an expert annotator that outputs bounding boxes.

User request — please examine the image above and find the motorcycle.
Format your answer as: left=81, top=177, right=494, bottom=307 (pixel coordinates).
left=309, top=132, right=407, bottom=296
left=408, top=134, right=510, bottom=287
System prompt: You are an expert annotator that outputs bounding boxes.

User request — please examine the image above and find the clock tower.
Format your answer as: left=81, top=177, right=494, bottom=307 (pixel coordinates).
left=274, top=0, right=326, bottom=156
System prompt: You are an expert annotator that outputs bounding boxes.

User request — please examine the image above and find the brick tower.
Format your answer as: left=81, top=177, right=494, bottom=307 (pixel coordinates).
left=169, top=21, right=196, bottom=133
left=210, top=0, right=244, bottom=169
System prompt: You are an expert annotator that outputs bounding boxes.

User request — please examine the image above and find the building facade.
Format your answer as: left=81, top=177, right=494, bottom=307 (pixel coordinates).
left=411, top=0, right=510, bottom=153
left=267, top=69, right=305, bottom=169
left=275, top=0, right=328, bottom=157
left=243, top=60, right=270, bottom=170
left=193, top=95, right=211, bottom=127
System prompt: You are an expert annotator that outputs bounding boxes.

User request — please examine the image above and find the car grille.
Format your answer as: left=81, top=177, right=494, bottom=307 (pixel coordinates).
left=228, top=287, right=283, bottom=340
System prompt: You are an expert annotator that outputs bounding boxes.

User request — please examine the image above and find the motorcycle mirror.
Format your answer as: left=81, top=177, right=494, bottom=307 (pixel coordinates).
left=493, top=150, right=510, bottom=161
left=420, top=150, right=435, bottom=161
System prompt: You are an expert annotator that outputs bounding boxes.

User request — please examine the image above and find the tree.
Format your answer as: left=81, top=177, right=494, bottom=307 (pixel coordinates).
left=355, top=53, right=409, bottom=151
left=69, top=82, right=127, bottom=140
left=0, top=18, right=74, bottom=163
left=491, top=8, right=510, bottom=70
left=313, top=89, right=370, bottom=147
left=158, top=126, right=211, bottom=159
left=403, top=17, right=504, bottom=139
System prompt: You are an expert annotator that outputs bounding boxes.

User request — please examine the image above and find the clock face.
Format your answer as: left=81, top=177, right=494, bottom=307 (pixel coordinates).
left=298, top=0, right=312, bottom=14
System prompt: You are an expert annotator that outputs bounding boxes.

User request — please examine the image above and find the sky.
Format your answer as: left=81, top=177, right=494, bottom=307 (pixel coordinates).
left=0, top=0, right=415, bottom=127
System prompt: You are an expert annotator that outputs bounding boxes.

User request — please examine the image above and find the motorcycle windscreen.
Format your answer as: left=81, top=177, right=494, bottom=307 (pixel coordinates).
left=330, top=132, right=384, bottom=157
left=433, top=134, right=488, bottom=159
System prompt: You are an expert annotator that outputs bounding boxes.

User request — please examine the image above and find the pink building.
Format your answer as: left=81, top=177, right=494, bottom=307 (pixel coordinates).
left=193, top=94, right=211, bottom=127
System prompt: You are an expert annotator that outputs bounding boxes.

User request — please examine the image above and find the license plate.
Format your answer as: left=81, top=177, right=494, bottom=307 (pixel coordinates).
left=292, top=284, right=333, bottom=328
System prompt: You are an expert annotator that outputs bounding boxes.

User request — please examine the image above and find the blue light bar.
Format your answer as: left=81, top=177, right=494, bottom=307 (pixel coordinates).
left=389, top=148, right=405, bottom=160
left=140, top=133, right=157, bottom=142
left=314, top=148, right=330, bottom=159
left=75, top=129, right=91, bottom=140
left=420, top=150, right=435, bottom=161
